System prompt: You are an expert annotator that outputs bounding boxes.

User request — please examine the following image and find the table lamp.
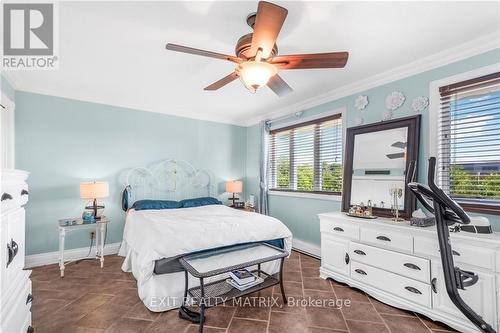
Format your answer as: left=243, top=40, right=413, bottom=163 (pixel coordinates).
left=80, top=181, right=109, bottom=220
left=225, top=180, right=242, bottom=207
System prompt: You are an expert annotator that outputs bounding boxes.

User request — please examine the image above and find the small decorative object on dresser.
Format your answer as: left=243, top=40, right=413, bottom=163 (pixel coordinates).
left=225, top=180, right=243, bottom=207
left=80, top=181, right=109, bottom=220
left=58, top=217, right=109, bottom=277
left=0, top=169, right=32, bottom=333
left=389, top=186, right=404, bottom=221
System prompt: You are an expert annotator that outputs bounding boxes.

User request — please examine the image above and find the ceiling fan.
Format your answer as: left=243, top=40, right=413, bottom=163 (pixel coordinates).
left=165, top=1, right=349, bottom=97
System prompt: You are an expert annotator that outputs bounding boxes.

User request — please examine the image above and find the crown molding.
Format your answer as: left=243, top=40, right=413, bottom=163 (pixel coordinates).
left=242, top=32, right=500, bottom=127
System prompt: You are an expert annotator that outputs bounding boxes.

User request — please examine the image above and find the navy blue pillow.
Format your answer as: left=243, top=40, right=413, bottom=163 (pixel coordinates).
left=180, top=197, right=222, bottom=208
left=132, top=200, right=181, bottom=211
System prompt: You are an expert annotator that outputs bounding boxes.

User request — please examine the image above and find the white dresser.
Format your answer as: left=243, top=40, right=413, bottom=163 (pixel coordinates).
left=0, top=169, right=32, bottom=333
left=319, top=212, right=500, bottom=333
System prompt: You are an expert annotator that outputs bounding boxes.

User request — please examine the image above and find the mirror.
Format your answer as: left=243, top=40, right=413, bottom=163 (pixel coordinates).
left=342, top=115, right=421, bottom=218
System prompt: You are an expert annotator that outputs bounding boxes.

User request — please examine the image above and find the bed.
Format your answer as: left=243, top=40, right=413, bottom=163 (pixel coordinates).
left=117, top=160, right=293, bottom=312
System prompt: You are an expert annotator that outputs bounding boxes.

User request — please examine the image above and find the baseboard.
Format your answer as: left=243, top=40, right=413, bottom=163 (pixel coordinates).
left=292, top=238, right=321, bottom=258
left=26, top=239, right=319, bottom=268
left=25, top=242, right=122, bottom=268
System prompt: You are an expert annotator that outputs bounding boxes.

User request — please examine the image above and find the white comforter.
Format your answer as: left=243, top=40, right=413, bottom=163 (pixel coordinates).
left=118, top=205, right=292, bottom=311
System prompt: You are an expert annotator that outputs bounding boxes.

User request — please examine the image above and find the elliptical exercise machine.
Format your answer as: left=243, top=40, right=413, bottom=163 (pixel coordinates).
left=406, top=157, right=496, bottom=333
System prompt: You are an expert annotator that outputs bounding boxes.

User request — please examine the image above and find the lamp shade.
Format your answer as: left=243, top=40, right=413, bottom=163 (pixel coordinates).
left=225, top=180, right=242, bottom=193
left=238, top=61, right=277, bottom=92
left=80, top=181, right=109, bottom=199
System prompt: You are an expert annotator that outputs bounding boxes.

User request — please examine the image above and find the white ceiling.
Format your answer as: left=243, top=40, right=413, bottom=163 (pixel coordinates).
left=4, top=1, right=500, bottom=125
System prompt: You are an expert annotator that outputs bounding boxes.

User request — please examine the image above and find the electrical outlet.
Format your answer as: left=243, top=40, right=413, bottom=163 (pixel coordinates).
left=90, top=231, right=95, bottom=239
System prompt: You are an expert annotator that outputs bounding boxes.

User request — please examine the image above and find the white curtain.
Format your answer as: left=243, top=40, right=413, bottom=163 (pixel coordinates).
left=259, top=120, right=271, bottom=215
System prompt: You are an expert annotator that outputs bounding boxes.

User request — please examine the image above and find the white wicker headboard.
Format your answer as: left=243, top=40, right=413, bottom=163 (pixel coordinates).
left=119, top=159, right=216, bottom=210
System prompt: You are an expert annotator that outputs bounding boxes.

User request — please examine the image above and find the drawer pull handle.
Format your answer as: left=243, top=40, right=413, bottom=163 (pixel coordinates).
left=26, top=293, right=33, bottom=305
left=354, top=250, right=366, bottom=256
left=7, top=239, right=18, bottom=267
left=376, top=235, right=391, bottom=242
left=355, top=269, right=367, bottom=275
left=345, top=253, right=350, bottom=265
left=431, top=278, right=437, bottom=293
left=1, top=193, right=13, bottom=201
left=333, top=227, right=344, bottom=232
left=405, top=286, right=422, bottom=294
left=21, top=189, right=29, bottom=196
left=404, top=263, right=421, bottom=270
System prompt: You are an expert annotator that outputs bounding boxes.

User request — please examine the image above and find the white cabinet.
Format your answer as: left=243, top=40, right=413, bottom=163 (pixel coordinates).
left=319, top=212, right=500, bottom=333
left=321, top=234, right=349, bottom=276
left=431, top=262, right=497, bottom=329
left=0, top=169, right=32, bottom=333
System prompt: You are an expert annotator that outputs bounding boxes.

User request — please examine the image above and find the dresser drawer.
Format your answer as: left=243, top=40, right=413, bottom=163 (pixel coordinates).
left=1, top=208, right=26, bottom=296
left=349, top=242, right=430, bottom=283
left=1, top=277, right=32, bottom=333
left=414, top=236, right=496, bottom=270
left=1, top=181, right=28, bottom=213
left=320, top=218, right=359, bottom=240
left=360, top=227, right=413, bottom=253
left=351, top=261, right=431, bottom=308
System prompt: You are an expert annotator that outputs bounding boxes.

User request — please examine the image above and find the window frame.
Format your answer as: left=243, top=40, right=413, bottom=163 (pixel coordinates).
left=268, top=112, right=344, bottom=196
left=429, top=64, right=500, bottom=215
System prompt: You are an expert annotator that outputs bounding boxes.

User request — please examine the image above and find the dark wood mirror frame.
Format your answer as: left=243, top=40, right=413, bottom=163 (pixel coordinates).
left=341, top=115, right=421, bottom=219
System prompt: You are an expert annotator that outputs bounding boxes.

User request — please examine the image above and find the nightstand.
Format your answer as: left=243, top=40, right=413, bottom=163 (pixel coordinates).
left=58, top=217, right=109, bottom=277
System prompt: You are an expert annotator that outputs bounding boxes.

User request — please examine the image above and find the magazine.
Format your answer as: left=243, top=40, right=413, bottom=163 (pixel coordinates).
left=229, top=268, right=256, bottom=285
left=226, top=276, right=264, bottom=291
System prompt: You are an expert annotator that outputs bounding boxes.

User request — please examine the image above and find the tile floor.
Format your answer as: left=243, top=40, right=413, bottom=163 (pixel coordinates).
left=31, top=251, right=456, bottom=333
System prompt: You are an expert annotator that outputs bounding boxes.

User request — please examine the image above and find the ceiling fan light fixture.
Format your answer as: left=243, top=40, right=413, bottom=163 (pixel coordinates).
left=238, top=61, right=277, bottom=93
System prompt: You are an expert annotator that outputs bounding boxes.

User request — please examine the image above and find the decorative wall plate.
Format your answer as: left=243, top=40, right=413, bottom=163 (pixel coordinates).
left=385, top=91, right=405, bottom=110
left=382, top=110, right=393, bottom=121
left=354, top=116, right=364, bottom=126
left=411, top=96, right=429, bottom=113
left=354, top=95, right=369, bottom=110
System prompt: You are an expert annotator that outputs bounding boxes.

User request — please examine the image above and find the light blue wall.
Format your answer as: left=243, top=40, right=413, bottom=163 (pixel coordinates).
left=247, top=49, right=500, bottom=247
left=15, top=91, right=247, bottom=255
left=1, top=75, right=15, bottom=102
left=245, top=124, right=261, bottom=204
left=12, top=49, right=500, bottom=255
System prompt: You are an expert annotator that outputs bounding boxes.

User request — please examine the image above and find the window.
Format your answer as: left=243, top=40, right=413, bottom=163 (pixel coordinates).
left=437, top=71, right=500, bottom=214
left=268, top=114, right=343, bottom=194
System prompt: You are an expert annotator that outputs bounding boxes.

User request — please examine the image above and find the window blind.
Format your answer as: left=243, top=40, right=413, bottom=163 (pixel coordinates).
left=437, top=72, right=500, bottom=209
left=268, top=114, right=342, bottom=194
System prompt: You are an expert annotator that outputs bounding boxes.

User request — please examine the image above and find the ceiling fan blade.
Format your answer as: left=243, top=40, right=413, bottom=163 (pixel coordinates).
left=204, top=72, right=239, bottom=91
left=250, top=1, right=288, bottom=59
left=166, top=43, right=242, bottom=63
left=267, top=74, right=293, bottom=97
left=270, top=52, right=349, bottom=70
